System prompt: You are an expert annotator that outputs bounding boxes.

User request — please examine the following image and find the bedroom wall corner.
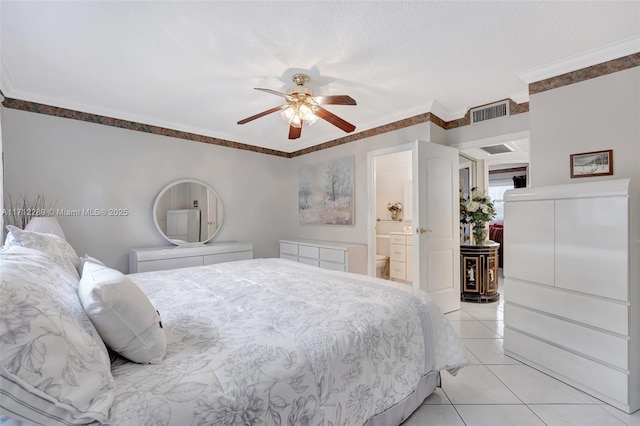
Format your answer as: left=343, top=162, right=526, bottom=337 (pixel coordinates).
left=529, top=66, right=640, bottom=187
left=1, top=108, right=294, bottom=272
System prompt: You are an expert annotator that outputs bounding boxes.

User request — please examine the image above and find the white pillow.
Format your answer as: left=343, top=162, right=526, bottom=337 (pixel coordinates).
left=76, top=254, right=106, bottom=276
left=78, top=261, right=166, bottom=364
left=5, top=225, right=80, bottom=280
left=3, top=230, right=16, bottom=247
left=0, top=246, right=114, bottom=425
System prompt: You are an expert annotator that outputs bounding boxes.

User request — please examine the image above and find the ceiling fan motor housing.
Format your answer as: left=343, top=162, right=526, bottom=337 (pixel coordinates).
left=286, top=85, right=313, bottom=96
left=287, top=73, right=314, bottom=96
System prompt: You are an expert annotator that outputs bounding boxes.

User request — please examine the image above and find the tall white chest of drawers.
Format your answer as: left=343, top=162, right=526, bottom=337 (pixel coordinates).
left=503, top=178, right=640, bottom=413
left=279, top=239, right=367, bottom=275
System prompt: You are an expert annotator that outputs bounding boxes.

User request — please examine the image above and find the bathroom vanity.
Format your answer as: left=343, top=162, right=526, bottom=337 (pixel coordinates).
left=389, top=232, right=413, bottom=284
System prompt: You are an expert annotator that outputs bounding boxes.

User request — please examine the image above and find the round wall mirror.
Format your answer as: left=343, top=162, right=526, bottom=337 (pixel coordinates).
left=153, top=179, right=223, bottom=245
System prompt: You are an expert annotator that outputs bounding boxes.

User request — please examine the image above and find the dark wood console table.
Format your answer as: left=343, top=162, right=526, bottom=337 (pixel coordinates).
left=461, top=242, right=500, bottom=302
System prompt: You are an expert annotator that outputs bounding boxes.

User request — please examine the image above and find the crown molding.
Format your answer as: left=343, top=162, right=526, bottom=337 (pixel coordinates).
left=508, top=90, right=529, bottom=104
left=1, top=95, right=291, bottom=158
left=518, top=36, right=640, bottom=84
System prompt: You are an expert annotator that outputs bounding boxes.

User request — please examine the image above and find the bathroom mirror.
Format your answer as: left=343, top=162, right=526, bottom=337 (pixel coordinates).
left=153, top=179, right=223, bottom=245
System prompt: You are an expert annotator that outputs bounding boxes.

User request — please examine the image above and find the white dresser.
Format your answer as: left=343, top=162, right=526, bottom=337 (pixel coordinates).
left=503, top=178, right=640, bottom=413
left=279, top=239, right=367, bottom=275
left=129, top=242, right=253, bottom=273
left=389, top=232, right=413, bottom=283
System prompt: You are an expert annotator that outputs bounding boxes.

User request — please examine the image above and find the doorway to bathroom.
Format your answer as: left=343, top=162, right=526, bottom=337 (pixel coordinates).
left=368, top=148, right=413, bottom=282
left=367, top=140, right=461, bottom=313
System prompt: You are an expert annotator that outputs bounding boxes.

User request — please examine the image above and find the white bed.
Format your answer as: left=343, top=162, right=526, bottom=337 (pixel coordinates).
left=0, top=233, right=468, bottom=426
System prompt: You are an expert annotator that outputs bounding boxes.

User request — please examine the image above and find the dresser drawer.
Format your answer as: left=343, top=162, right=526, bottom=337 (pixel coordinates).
left=280, top=253, right=298, bottom=262
left=299, top=245, right=320, bottom=259
left=505, top=328, right=629, bottom=408
left=390, top=261, right=406, bottom=280
left=130, top=242, right=253, bottom=273
left=280, top=243, right=299, bottom=256
left=137, top=256, right=202, bottom=273
left=320, top=261, right=346, bottom=272
left=279, top=239, right=367, bottom=275
left=506, top=278, right=628, bottom=336
left=203, top=251, right=253, bottom=266
left=506, top=303, right=628, bottom=369
left=320, top=248, right=345, bottom=263
left=390, top=235, right=407, bottom=245
left=390, top=244, right=406, bottom=261
left=298, top=257, right=319, bottom=267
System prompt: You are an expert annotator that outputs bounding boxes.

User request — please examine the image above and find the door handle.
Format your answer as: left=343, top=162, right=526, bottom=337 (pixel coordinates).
left=416, top=227, right=431, bottom=234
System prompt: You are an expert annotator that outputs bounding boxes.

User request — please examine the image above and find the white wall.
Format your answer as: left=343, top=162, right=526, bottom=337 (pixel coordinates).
left=529, top=67, right=640, bottom=186
left=1, top=107, right=293, bottom=272
left=375, top=150, right=412, bottom=223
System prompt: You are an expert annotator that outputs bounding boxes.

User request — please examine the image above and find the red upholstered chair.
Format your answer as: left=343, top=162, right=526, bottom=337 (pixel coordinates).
left=489, top=223, right=504, bottom=267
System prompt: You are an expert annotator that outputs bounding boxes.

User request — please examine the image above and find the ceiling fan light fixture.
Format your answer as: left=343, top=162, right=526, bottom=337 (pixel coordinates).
left=281, top=108, right=302, bottom=128
left=280, top=99, right=319, bottom=128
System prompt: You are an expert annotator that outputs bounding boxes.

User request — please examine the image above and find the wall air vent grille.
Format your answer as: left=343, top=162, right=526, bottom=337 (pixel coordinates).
left=471, top=100, right=509, bottom=124
left=480, top=144, right=514, bottom=155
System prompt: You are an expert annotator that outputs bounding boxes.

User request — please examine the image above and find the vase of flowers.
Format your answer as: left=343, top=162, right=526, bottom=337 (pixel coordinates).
left=460, top=188, right=495, bottom=245
left=387, top=202, right=402, bottom=221
left=472, top=224, right=488, bottom=245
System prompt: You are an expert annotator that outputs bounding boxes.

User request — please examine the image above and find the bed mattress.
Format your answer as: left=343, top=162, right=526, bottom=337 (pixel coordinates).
left=105, top=258, right=467, bottom=426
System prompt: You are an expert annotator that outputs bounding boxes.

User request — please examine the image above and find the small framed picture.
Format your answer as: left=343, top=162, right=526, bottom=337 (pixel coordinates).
left=570, top=149, right=613, bottom=178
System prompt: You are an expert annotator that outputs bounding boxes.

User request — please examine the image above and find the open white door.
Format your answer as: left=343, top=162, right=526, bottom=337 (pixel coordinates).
left=412, top=140, right=460, bottom=313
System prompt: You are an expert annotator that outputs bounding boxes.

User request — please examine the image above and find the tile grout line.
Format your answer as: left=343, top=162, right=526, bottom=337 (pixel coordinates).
left=458, top=287, right=551, bottom=425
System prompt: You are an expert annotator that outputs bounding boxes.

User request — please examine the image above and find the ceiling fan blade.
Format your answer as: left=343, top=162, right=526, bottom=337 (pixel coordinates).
left=312, top=95, right=357, bottom=105
left=237, top=105, right=284, bottom=125
left=255, top=88, right=292, bottom=99
left=289, top=125, right=302, bottom=139
left=314, top=106, right=356, bottom=133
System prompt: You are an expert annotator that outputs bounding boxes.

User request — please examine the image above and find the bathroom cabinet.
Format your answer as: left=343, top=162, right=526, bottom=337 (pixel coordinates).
left=389, top=232, right=413, bottom=283
left=279, top=239, right=367, bottom=275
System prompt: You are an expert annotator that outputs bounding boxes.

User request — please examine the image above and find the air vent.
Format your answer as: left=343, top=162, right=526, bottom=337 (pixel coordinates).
left=470, top=100, right=509, bottom=124
left=480, top=143, right=514, bottom=155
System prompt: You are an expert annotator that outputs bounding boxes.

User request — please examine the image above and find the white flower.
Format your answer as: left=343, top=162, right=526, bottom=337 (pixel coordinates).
left=467, top=201, right=480, bottom=212
left=387, top=202, right=402, bottom=212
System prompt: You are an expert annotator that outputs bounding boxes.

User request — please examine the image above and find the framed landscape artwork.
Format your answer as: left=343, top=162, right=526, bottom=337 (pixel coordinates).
left=298, top=156, right=354, bottom=225
left=570, top=149, right=613, bottom=178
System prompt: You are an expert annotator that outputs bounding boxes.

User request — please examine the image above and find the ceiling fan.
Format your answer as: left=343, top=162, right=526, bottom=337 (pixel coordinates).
left=237, top=73, right=357, bottom=140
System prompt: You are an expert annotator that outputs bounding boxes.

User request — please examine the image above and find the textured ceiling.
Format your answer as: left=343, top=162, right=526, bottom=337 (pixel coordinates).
left=1, top=1, right=639, bottom=153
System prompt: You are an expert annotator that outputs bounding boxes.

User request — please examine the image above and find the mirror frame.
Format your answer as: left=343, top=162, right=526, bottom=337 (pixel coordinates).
left=152, top=178, right=224, bottom=246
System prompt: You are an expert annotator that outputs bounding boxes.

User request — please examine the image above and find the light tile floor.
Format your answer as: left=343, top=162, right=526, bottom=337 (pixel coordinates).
left=401, top=273, right=640, bottom=426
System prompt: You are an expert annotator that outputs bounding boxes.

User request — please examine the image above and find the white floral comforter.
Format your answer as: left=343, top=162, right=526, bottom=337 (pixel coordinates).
left=109, top=258, right=468, bottom=426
